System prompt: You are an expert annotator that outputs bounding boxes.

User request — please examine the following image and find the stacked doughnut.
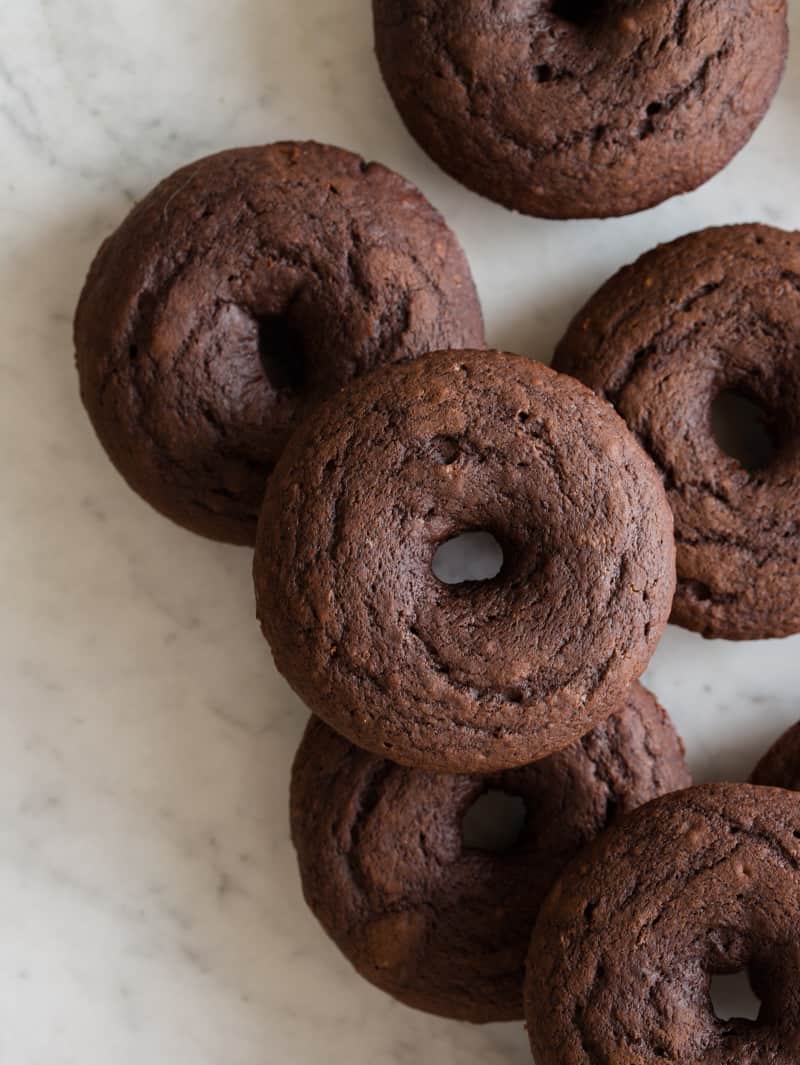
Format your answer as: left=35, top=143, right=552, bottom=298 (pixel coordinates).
left=73, top=5, right=800, bottom=1052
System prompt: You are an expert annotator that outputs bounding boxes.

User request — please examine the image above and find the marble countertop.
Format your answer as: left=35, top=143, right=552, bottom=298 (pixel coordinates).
left=2, top=3, right=799, bottom=1062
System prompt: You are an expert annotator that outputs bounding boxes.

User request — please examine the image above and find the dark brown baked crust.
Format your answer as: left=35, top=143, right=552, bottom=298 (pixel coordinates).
left=373, top=1, right=788, bottom=219
left=554, top=224, right=800, bottom=640
left=74, top=141, right=484, bottom=544
left=525, top=783, right=800, bottom=1064
left=255, top=349, right=676, bottom=772
left=291, top=683, right=690, bottom=1022
left=752, top=722, right=800, bottom=792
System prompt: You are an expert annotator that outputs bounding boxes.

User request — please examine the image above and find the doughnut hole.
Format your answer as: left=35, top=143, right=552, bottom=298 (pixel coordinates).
left=550, top=0, right=605, bottom=26
left=257, top=311, right=307, bottom=392
left=711, top=389, right=778, bottom=472
left=710, top=969, right=761, bottom=1022
left=703, top=933, right=795, bottom=1036
left=432, top=531, right=504, bottom=585
left=461, top=789, right=528, bottom=852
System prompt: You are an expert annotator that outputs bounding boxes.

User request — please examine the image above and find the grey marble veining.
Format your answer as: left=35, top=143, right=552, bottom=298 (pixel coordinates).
left=1, top=2, right=799, bottom=1062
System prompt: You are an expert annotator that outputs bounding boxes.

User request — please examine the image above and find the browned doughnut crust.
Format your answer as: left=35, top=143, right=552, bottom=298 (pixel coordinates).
left=75, top=141, right=484, bottom=544
left=525, top=783, right=800, bottom=1064
left=373, top=0, right=788, bottom=219
left=291, top=683, right=690, bottom=1022
left=254, top=349, right=676, bottom=772
left=752, top=722, right=800, bottom=792
left=554, top=224, right=800, bottom=640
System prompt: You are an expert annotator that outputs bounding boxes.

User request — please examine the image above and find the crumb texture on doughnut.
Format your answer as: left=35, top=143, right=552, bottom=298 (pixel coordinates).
left=373, top=0, right=788, bottom=218
left=75, top=141, right=484, bottom=544
left=554, top=224, right=800, bottom=640
left=291, top=683, right=690, bottom=1022
left=255, top=349, right=676, bottom=772
left=525, top=783, right=800, bottom=1065
left=752, top=721, right=800, bottom=792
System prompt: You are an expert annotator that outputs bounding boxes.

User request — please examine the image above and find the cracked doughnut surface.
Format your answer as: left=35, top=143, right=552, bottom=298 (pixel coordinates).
left=554, top=224, right=800, bottom=640
left=373, top=0, right=787, bottom=219
left=752, top=722, right=800, bottom=792
left=254, top=349, right=675, bottom=772
left=290, top=683, right=690, bottom=1022
left=74, top=141, right=484, bottom=545
left=525, top=783, right=800, bottom=1065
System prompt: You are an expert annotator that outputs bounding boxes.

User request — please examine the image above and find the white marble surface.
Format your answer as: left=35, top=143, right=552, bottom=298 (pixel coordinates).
left=1, top=3, right=799, bottom=1062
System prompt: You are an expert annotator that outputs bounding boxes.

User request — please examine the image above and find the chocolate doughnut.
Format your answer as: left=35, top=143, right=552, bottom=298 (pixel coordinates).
left=525, top=783, right=800, bottom=1064
left=254, top=349, right=676, bottom=772
left=291, top=683, right=690, bottom=1022
left=554, top=224, right=800, bottom=640
left=373, top=0, right=788, bottom=219
left=752, top=722, right=800, bottom=792
left=75, top=141, right=484, bottom=544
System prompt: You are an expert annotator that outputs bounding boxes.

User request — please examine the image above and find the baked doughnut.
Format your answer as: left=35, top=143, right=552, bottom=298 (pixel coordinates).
left=75, top=141, right=484, bottom=544
left=554, top=224, right=800, bottom=640
left=752, top=721, right=800, bottom=791
left=525, top=783, right=800, bottom=1064
left=291, top=683, right=689, bottom=1022
left=254, top=348, right=676, bottom=772
left=373, top=0, right=788, bottom=219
